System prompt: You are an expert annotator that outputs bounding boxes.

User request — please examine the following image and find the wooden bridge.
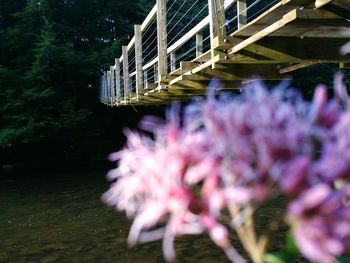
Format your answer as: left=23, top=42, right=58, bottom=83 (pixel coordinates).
left=100, top=0, right=350, bottom=106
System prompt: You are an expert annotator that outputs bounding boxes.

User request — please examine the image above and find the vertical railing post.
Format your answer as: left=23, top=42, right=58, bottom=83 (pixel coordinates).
left=134, top=25, right=143, bottom=99
left=196, top=33, right=203, bottom=57
left=106, top=70, right=111, bottom=105
left=102, top=72, right=106, bottom=103
left=100, top=72, right=104, bottom=103
left=170, top=52, right=176, bottom=72
left=115, top=58, right=121, bottom=104
left=154, top=64, right=158, bottom=83
left=208, top=0, right=226, bottom=67
left=144, top=70, right=148, bottom=89
left=110, top=65, right=115, bottom=105
left=237, top=0, right=247, bottom=29
left=122, top=46, right=129, bottom=100
left=157, top=0, right=167, bottom=85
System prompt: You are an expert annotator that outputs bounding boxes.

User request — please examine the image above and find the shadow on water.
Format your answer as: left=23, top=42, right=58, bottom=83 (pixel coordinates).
left=0, top=165, right=233, bottom=263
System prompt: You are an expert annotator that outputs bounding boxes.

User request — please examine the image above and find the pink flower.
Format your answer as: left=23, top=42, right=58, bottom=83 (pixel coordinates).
left=288, top=184, right=350, bottom=263
left=102, top=112, right=237, bottom=261
left=103, top=75, right=350, bottom=262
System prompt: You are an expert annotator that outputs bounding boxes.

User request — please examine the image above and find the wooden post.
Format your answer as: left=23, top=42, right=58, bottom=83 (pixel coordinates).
left=100, top=72, right=104, bottom=102
left=102, top=72, right=106, bottom=103
left=134, top=25, right=143, bottom=98
left=122, top=46, right=129, bottom=99
left=154, top=64, right=158, bottom=83
left=110, top=65, right=115, bottom=103
left=170, top=52, right=176, bottom=72
left=144, top=70, right=148, bottom=89
left=196, top=33, right=203, bottom=57
left=237, top=0, right=247, bottom=29
left=105, top=71, right=109, bottom=103
left=208, top=0, right=226, bottom=67
left=115, top=58, right=121, bottom=100
left=157, top=0, right=167, bottom=84
left=106, top=70, right=111, bottom=103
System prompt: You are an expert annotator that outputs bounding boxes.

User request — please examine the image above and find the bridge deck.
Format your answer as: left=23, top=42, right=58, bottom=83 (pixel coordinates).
left=100, top=0, right=350, bottom=106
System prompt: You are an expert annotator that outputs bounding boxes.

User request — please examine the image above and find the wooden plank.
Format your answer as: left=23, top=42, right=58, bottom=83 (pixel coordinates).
left=213, top=63, right=286, bottom=80
left=233, top=0, right=315, bottom=37
left=196, top=33, right=203, bottom=57
left=145, top=83, right=158, bottom=91
left=129, top=71, right=137, bottom=78
left=157, top=0, right=167, bottom=81
left=315, top=0, right=332, bottom=8
left=134, top=24, right=143, bottom=97
left=192, top=50, right=211, bottom=63
left=169, top=74, right=210, bottom=86
left=270, top=26, right=350, bottom=38
left=167, top=17, right=209, bottom=55
left=143, top=56, right=158, bottom=71
left=122, top=46, right=130, bottom=98
left=237, top=0, right=247, bottom=29
left=194, top=67, right=243, bottom=80
left=331, top=0, right=350, bottom=10
left=213, top=35, right=243, bottom=51
left=229, top=9, right=299, bottom=55
left=169, top=61, right=199, bottom=76
left=256, top=37, right=350, bottom=61
left=141, top=4, right=157, bottom=32
left=214, top=36, right=303, bottom=62
left=279, top=61, right=317, bottom=73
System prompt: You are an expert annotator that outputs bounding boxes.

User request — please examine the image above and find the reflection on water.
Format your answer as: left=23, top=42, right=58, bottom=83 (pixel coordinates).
left=0, top=169, right=234, bottom=263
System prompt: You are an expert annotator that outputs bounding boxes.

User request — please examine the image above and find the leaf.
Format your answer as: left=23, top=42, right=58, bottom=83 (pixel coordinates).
left=286, top=232, right=298, bottom=256
left=336, top=256, right=350, bottom=263
left=264, top=253, right=285, bottom=263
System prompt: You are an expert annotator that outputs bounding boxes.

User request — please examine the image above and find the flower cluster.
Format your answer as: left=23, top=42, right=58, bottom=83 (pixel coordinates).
left=103, top=75, right=350, bottom=263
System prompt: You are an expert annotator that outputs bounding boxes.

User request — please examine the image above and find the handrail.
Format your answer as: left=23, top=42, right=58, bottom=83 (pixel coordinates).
left=103, top=0, right=253, bottom=105
left=119, top=4, right=157, bottom=63
left=167, top=0, right=236, bottom=54
left=142, top=0, right=238, bottom=71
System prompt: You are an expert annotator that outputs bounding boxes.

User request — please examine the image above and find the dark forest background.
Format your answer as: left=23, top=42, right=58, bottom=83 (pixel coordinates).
left=0, top=0, right=343, bottom=166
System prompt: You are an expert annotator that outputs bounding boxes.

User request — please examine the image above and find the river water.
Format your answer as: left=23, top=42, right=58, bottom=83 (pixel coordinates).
left=0, top=167, right=239, bottom=263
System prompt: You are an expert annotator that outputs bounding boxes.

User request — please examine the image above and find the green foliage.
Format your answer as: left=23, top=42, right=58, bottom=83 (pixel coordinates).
left=0, top=0, right=153, bottom=162
left=336, top=256, right=350, bottom=263
left=264, top=233, right=299, bottom=263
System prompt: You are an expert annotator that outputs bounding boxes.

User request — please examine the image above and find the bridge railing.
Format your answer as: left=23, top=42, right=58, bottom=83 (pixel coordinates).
left=100, top=0, right=275, bottom=106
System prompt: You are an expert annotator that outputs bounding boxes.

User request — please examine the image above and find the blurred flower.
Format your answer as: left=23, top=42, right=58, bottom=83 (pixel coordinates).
left=103, top=75, right=350, bottom=263
left=288, top=184, right=350, bottom=263
left=102, top=112, right=243, bottom=261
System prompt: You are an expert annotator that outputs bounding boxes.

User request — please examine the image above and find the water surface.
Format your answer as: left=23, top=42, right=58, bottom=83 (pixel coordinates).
left=0, top=168, right=234, bottom=263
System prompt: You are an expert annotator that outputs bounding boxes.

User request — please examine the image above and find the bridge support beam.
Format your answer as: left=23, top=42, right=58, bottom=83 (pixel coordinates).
left=208, top=0, right=226, bottom=68
left=157, top=0, right=167, bottom=84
